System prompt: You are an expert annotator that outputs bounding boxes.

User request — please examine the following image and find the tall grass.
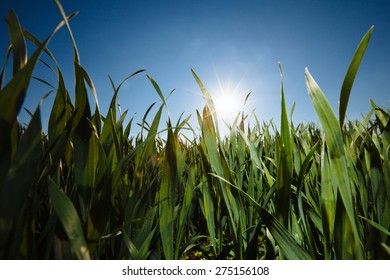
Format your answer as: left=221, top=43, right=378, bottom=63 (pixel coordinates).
left=0, top=1, right=389, bottom=259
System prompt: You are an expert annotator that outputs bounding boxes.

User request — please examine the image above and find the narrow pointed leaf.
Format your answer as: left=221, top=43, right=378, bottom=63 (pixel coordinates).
left=339, top=26, right=373, bottom=128
left=48, top=178, right=90, bottom=260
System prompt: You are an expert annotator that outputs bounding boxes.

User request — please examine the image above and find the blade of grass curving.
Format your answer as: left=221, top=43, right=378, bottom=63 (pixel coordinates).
left=192, top=69, right=221, bottom=141
left=0, top=11, right=56, bottom=187
left=339, top=26, right=373, bottom=128
left=0, top=45, right=11, bottom=89
left=19, top=10, right=78, bottom=69
left=48, top=177, right=90, bottom=259
left=104, top=70, right=145, bottom=127
left=359, top=216, right=390, bottom=237
left=305, top=68, right=363, bottom=258
left=7, top=10, right=27, bottom=77
left=54, top=0, right=80, bottom=63
left=147, top=74, right=171, bottom=115
left=78, top=64, right=100, bottom=115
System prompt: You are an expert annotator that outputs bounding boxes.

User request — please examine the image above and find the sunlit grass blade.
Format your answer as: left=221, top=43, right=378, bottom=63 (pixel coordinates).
left=339, top=26, right=373, bottom=128
left=192, top=69, right=221, bottom=141
left=305, top=68, right=364, bottom=258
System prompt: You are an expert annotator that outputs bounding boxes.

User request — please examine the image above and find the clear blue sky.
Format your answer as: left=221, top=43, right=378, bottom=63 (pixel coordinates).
left=1, top=0, right=389, bottom=135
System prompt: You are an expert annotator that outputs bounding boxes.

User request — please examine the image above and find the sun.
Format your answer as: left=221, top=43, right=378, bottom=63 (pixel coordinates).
left=213, top=89, right=242, bottom=124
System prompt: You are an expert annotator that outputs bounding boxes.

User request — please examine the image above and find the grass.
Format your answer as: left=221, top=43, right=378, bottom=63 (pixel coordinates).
left=0, top=1, right=389, bottom=260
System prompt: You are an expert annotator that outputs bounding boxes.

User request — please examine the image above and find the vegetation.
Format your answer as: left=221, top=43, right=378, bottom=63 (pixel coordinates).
left=0, top=1, right=389, bottom=260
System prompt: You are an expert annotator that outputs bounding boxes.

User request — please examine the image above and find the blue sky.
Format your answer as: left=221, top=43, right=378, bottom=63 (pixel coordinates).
left=1, top=0, right=389, bottom=136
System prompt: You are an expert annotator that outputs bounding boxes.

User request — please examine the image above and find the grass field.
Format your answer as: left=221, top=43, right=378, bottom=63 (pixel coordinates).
left=0, top=1, right=389, bottom=260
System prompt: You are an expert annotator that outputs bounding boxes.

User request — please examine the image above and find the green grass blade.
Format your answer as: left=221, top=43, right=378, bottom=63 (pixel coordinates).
left=175, top=167, right=195, bottom=259
left=159, top=121, right=177, bottom=260
left=320, top=143, right=336, bottom=259
left=72, top=62, right=92, bottom=134
left=381, top=243, right=390, bottom=257
left=7, top=10, right=27, bottom=77
left=339, top=26, right=373, bottom=128
left=197, top=136, right=218, bottom=255
left=0, top=21, right=61, bottom=187
left=54, top=0, right=80, bottom=63
left=147, top=74, right=171, bottom=114
left=192, top=69, right=221, bottom=141
left=359, top=216, right=390, bottom=237
left=48, top=177, right=91, bottom=259
left=275, top=64, right=293, bottom=230
left=297, top=141, right=319, bottom=187
left=215, top=175, right=312, bottom=260
left=48, top=68, right=73, bottom=146
left=0, top=105, right=43, bottom=258
left=305, top=68, right=363, bottom=258
left=0, top=45, right=11, bottom=89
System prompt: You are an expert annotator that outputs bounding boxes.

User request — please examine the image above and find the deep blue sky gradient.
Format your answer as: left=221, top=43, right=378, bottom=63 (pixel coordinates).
left=1, top=0, right=389, bottom=135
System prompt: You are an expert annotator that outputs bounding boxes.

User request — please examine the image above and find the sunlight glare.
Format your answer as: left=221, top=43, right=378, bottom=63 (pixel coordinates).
left=213, top=89, right=242, bottom=124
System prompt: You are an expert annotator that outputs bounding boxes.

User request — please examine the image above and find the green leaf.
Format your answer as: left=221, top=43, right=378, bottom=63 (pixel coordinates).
left=305, top=68, right=364, bottom=259
left=48, top=177, right=91, bottom=259
left=359, top=216, right=390, bottom=237
left=159, top=121, right=177, bottom=260
left=0, top=105, right=43, bottom=258
left=192, top=69, right=221, bottom=141
left=320, top=144, right=336, bottom=259
left=212, top=174, right=312, bottom=260
left=175, top=169, right=195, bottom=259
left=8, top=10, right=27, bottom=77
left=54, top=0, right=80, bottom=63
left=48, top=68, right=73, bottom=147
left=339, top=26, right=373, bottom=128
left=0, top=16, right=62, bottom=187
left=275, top=64, right=293, bottom=230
